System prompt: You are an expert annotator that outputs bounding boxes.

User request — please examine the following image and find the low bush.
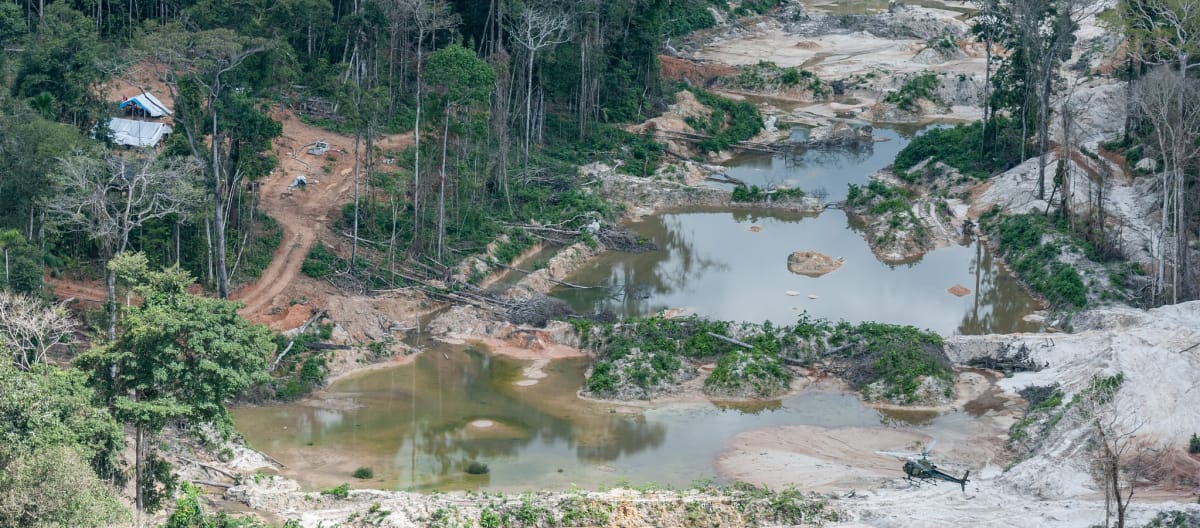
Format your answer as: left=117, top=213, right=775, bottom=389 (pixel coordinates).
left=893, top=118, right=1024, bottom=181
left=352, top=467, right=374, bottom=479
left=684, top=87, right=764, bottom=153
left=321, top=483, right=350, bottom=499
left=705, top=349, right=792, bottom=397
left=884, top=72, right=941, bottom=112
left=301, top=243, right=340, bottom=279
left=731, top=184, right=805, bottom=202
left=466, top=461, right=489, bottom=475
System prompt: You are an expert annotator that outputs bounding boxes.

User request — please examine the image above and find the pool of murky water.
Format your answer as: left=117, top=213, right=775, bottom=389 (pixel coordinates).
left=550, top=209, right=1040, bottom=335
left=234, top=346, right=992, bottom=492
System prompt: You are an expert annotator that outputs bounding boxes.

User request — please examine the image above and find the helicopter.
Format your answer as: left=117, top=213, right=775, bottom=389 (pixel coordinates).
left=876, top=440, right=971, bottom=492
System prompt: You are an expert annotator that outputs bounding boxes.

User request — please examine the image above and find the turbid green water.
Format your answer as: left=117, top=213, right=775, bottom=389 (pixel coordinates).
left=552, top=210, right=1040, bottom=335
left=234, top=346, right=977, bottom=492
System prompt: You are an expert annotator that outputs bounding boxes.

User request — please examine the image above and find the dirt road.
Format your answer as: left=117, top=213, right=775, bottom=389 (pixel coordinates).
left=230, top=111, right=412, bottom=326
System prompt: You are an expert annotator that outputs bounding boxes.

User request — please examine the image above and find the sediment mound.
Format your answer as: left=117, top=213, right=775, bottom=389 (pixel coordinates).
left=787, top=251, right=844, bottom=277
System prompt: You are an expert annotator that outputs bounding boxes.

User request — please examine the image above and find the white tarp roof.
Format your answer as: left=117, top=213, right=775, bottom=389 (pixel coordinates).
left=107, top=118, right=172, bottom=148
left=119, top=92, right=172, bottom=117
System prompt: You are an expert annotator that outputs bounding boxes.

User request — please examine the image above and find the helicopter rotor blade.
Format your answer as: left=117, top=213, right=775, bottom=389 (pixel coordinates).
left=921, top=439, right=938, bottom=457
left=874, top=450, right=922, bottom=459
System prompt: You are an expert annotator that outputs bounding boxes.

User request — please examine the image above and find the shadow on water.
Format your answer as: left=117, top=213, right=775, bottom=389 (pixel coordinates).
left=235, top=345, right=974, bottom=493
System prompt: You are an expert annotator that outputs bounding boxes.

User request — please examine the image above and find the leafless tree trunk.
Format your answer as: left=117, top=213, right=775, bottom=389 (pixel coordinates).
left=394, top=0, right=459, bottom=254
left=1135, top=67, right=1199, bottom=304
left=506, top=7, right=569, bottom=177
left=0, top=291, right=75, bottom=370
left=45, top=155, right=202, bottom=339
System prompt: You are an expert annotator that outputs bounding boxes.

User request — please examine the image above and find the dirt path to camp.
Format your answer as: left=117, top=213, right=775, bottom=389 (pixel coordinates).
left=230, top=112, right=412, bottom=326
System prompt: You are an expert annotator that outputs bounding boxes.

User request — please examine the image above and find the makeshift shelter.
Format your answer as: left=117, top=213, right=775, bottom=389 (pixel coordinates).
left=106, top=117, right=172, bottom=148
left=118, top=92, right=172, bottom=118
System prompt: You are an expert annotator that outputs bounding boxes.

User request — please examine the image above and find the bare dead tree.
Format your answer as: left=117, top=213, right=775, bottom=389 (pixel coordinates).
left=393, top=0, right=459, bottom=253
left=45, top=154, right=202, bottom=340
left=1123, top=0, right=1200, bottom=301
left=1082, top=382, right=1161, bottom=528
left=0, top=291, right=75, bottom=370
left=1134, top=67, right=1200, bottom=304
left=505, top=7, right=569, bottom=177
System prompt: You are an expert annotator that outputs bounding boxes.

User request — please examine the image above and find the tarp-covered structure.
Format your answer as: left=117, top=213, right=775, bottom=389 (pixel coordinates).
left=119, top=92, right=172, bottom=117
left=107, top=117, right=172, bottom=148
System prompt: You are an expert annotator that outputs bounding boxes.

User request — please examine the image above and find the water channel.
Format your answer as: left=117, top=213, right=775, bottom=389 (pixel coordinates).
left=236, top=124, right=1039, bottom=491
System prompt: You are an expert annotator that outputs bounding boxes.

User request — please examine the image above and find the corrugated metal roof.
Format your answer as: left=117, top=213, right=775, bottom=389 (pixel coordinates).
left=118, top=92, right=172, bottom=117
left=107, top=118, right=172, bottom=148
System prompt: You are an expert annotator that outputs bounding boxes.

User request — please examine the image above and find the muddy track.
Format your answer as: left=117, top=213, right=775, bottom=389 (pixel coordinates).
left=230, top=111, right=412, bottom=322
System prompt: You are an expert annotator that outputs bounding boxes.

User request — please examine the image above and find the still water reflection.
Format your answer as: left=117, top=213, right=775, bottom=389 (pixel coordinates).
left=719, top=126, right=923, bottom=201
left=552, top=210, right=1041, bottom=335
left=234, top=346, right=954, bottom=492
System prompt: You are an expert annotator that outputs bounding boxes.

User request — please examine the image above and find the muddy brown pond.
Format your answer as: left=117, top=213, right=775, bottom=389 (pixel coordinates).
left=236, top=124, right=1038, bottom=492
left=234, top=346, right=996, bottom=492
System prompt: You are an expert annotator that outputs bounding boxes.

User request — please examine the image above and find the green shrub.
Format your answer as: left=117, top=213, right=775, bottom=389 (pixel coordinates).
left=732, top=184, right=805, bottom=202
left=704, top=349, right=792, bottom=397
left=466, top=461, right=489, bottom=475
left=321, top=483, right=350, bottom=499
left=1190, top=434, right=1200, bottom=455
left=352, top=467, right=374, bottom=479
left=479, top=510, right=501, bottom=528
left=986, top=214, right=1088, bottom=308
left=893, top=118, right=1024, bottom=181
left=301, top=243, right=339, bottom=279
left=884, top=72, right=941, bottom=112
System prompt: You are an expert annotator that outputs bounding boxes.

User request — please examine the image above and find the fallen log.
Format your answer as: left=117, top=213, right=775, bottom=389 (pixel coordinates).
left=706, top=332, right=754, bottom=349
left=270, top=308, right=327, bottom=371
left=304, top=342, right=352, bottom=350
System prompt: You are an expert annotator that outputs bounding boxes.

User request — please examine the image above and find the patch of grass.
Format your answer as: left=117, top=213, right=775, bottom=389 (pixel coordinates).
left=321, top=483, right=350, bottom=499
left=984, top=213, right=1087, bottom=309
left=352, top=467, right=374, bottom=479
left=684, top=87, right=764, bottom=153
left=884, top=72, right=941, bottom=112
left=301, top=243, right=341, bottom=279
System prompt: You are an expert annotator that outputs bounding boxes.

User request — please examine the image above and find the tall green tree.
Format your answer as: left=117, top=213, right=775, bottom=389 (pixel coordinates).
left=0, top=230, right=44, bottom=295
left=75, top=255, right=275, bottom=518
left=13, top=2, right=107, bottom=126
left=0, top=104, right=88, bottom=236
left=0, top=360, right=127, bottom=528
left=144, top=25, right=276, bottom=299
left=425, top=43, right=496, bottom=260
